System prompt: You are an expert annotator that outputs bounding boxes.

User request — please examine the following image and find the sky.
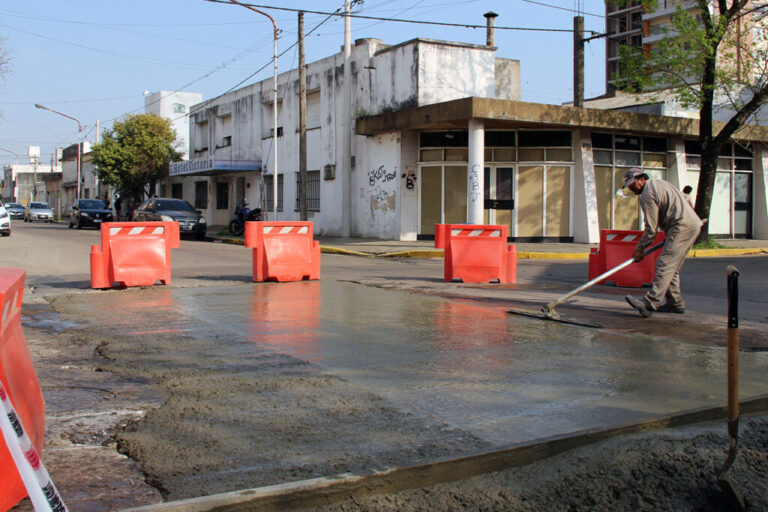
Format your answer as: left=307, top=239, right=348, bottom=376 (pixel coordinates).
left=0, top=0, right=608, bottom=168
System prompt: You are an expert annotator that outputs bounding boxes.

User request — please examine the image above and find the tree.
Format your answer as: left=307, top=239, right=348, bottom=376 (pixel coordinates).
left=0, top=38, right=10, bottom=82
left=91, top=113, right=182, bottom=203
left=617, top=0, right=768, bottom=241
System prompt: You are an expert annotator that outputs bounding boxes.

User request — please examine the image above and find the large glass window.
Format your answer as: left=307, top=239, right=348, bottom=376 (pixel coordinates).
left=684, top=141, right=753, bottom=237
left=590, top=132, right=668, bottom=230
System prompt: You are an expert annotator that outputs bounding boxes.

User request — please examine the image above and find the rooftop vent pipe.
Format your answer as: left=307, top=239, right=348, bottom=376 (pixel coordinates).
left=484, top=11, right=498, bottom=47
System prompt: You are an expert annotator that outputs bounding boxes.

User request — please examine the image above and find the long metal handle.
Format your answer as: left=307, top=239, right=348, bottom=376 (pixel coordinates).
left=542, top=240, right=665, bottom=314
left=726, top=265, right=739, bottom=430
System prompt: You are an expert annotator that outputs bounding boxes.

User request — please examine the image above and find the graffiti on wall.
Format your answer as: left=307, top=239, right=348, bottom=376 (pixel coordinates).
left=368, top=165, right=397, bottom=187
left=468, top=164, right=481, bottom=204
left=367, top=164, right=398, bottom=226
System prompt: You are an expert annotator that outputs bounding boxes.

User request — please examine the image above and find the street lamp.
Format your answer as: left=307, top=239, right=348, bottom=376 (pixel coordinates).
left=207, top=0, right=278, bottom=220
left=35, top=104, right=83, bottom=200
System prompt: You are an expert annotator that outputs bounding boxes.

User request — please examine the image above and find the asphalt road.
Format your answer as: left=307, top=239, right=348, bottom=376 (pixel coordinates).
left=3, top=221, right=768, bottom=510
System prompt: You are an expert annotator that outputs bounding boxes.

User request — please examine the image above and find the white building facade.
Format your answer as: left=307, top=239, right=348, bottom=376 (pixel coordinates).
left=173, top=34, right=767, bottom=242
left=173, top=37, right=520, bottom=235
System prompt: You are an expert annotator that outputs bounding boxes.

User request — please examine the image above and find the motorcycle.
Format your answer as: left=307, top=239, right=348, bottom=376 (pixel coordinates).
left=228, top=201, right=262, bottom=236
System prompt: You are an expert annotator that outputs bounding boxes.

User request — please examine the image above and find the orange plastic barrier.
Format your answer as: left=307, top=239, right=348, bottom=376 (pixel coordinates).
left=90, top=221, right=180, bottom=289
left=0, top=268, right=45, bottom=511
left=588, top=229, right=665, bottom=287
left=244, top=221, right=320, bottom=282
left=435, top=224, right=516, bottom=283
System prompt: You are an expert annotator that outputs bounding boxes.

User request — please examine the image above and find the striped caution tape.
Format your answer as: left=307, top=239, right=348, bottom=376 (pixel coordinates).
left=0, top=381, right=67, bottom=511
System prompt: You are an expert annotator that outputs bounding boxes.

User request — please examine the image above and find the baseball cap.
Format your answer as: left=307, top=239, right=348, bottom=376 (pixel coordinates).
left=622, top=167, right=644, bottom=187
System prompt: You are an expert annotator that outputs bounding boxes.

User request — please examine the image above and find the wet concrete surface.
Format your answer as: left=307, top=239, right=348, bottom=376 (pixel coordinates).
left=39, top=279, right=768, bottom=503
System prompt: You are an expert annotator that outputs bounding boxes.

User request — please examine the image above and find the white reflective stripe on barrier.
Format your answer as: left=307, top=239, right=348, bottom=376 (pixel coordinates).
left=0, top=381, right=67, bottom=511
left=263, top=226, right=310, bottom=235
left=109, top=226, right=166, bottom=236
left=2, top=287, right=21, bottom=329
left=451, top=229, right=502, bottom=237
left=606, top=233, right=640, bottom=242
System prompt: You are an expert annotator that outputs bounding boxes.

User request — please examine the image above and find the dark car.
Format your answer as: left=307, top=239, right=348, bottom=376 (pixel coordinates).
left=68, top=199, right=114, bottom=229
left=132, top=197, right=207, bottom=240
left=5, top=203, right=24, bottom=219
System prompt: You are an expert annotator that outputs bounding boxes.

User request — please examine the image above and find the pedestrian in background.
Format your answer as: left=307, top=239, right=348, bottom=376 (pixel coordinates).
left=682, top=185, right=695, bottom=208
left=622, top=168, right=703, bottom=318
left=114, top=195, right=122, bottom=221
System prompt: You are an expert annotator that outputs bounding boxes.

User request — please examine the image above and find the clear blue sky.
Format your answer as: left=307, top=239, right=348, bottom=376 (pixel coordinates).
left=0, top=0, right=607, bottom=168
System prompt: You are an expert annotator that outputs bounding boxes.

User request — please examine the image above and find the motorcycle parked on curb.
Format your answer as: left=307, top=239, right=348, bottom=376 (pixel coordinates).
left=228, top=202, right=262, bottom=236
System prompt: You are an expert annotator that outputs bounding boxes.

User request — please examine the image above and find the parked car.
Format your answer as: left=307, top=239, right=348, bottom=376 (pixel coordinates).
left=132, top=197, right=207, bottom=240
left=0, top=203, right=10, bottom=236
left=23, top=201, right=55, bottom=223
left=68, top=199, right=113, bottom=229
left=4, top=202, right=24, bottom=219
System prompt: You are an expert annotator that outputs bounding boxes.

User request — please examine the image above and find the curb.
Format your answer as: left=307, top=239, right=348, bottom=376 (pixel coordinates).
left=689, top=247, right=768, bottom=257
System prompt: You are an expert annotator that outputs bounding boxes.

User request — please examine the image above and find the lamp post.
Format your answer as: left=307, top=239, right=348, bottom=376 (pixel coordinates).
left=35, top=104, right=83, bottom=200
left=212, top=0, right=278, bottom=220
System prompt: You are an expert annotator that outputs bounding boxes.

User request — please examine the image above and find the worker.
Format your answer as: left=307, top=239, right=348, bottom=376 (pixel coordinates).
left=623, top=168, right=703, bottom=317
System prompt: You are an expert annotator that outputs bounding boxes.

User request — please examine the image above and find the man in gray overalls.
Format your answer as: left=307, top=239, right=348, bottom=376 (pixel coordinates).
left=623, top=168, right=703, bottom=317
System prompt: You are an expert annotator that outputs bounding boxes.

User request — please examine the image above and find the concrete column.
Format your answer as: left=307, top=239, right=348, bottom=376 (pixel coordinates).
left=753, top=143, right=768, bottom=239
left=571, top=129, right=599, bottom=243
left=467, top=119, right=485, bottom=224
left=667, top=138, right=687, bottom=189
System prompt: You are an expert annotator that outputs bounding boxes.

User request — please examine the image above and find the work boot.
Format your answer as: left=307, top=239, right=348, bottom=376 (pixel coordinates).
left=625, top=295, right=653, bottom=318
left=656, top=302, right=686, bottom=314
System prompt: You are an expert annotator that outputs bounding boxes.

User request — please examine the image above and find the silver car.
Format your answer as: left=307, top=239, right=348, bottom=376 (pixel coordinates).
left=23, top=201, right=55, bottom=223
left=0, top=203, right=10, bottom=236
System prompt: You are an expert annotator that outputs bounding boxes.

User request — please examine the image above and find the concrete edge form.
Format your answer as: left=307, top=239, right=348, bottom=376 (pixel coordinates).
left=123, top=395, right=768, bottom=512
left=319, top=246, right=375, bottom=257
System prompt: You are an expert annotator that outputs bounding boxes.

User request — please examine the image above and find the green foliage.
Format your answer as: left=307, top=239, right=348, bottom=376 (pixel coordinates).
left=91, top=113, right=181, bottom=202
left=693, top=236, right=725, bottom=249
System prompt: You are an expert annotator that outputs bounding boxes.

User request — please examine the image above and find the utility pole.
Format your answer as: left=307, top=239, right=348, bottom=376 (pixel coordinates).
left=573, top=16, right=584, bottom=107
left=28, top=146, right=40, bottom=201
left=342, top=0, right=352, bottom=237
left=298, top=11, right=308, bottom=221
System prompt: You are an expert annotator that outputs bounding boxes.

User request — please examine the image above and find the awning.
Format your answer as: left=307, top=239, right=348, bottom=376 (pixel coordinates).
left=170, top=158, right=262, bottom=177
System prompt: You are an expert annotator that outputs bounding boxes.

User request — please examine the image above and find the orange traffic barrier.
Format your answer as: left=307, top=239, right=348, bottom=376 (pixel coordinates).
left=244, top=221, right=320, bottom=282
left=90, top=221, right=180, bottom=289
left=588, top=229, right=665, bottom=287
left=435, top=224, right=516, bottom=283
left=0, top=268, right=45, bottom=511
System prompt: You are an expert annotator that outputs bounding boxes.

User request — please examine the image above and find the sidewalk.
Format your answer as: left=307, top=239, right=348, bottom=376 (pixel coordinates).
left=207, top=227, right=768, bottom=259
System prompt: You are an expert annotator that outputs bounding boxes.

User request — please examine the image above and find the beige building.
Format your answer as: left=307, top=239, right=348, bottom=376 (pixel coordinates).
left=356, top=98, right=768, bottom=241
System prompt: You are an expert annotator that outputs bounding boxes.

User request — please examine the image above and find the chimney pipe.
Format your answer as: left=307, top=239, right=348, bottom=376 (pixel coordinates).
left=484, top=11, right=498, bottom=47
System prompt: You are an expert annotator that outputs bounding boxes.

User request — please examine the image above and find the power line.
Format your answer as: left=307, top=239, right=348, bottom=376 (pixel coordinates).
left=521, top=0, right=606, bottom=20
left=203, top=0, right=578, bottom=33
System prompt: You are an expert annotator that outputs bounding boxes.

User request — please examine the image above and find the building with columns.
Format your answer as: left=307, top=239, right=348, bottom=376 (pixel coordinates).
left=174, top=29, right=768, bottom=242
